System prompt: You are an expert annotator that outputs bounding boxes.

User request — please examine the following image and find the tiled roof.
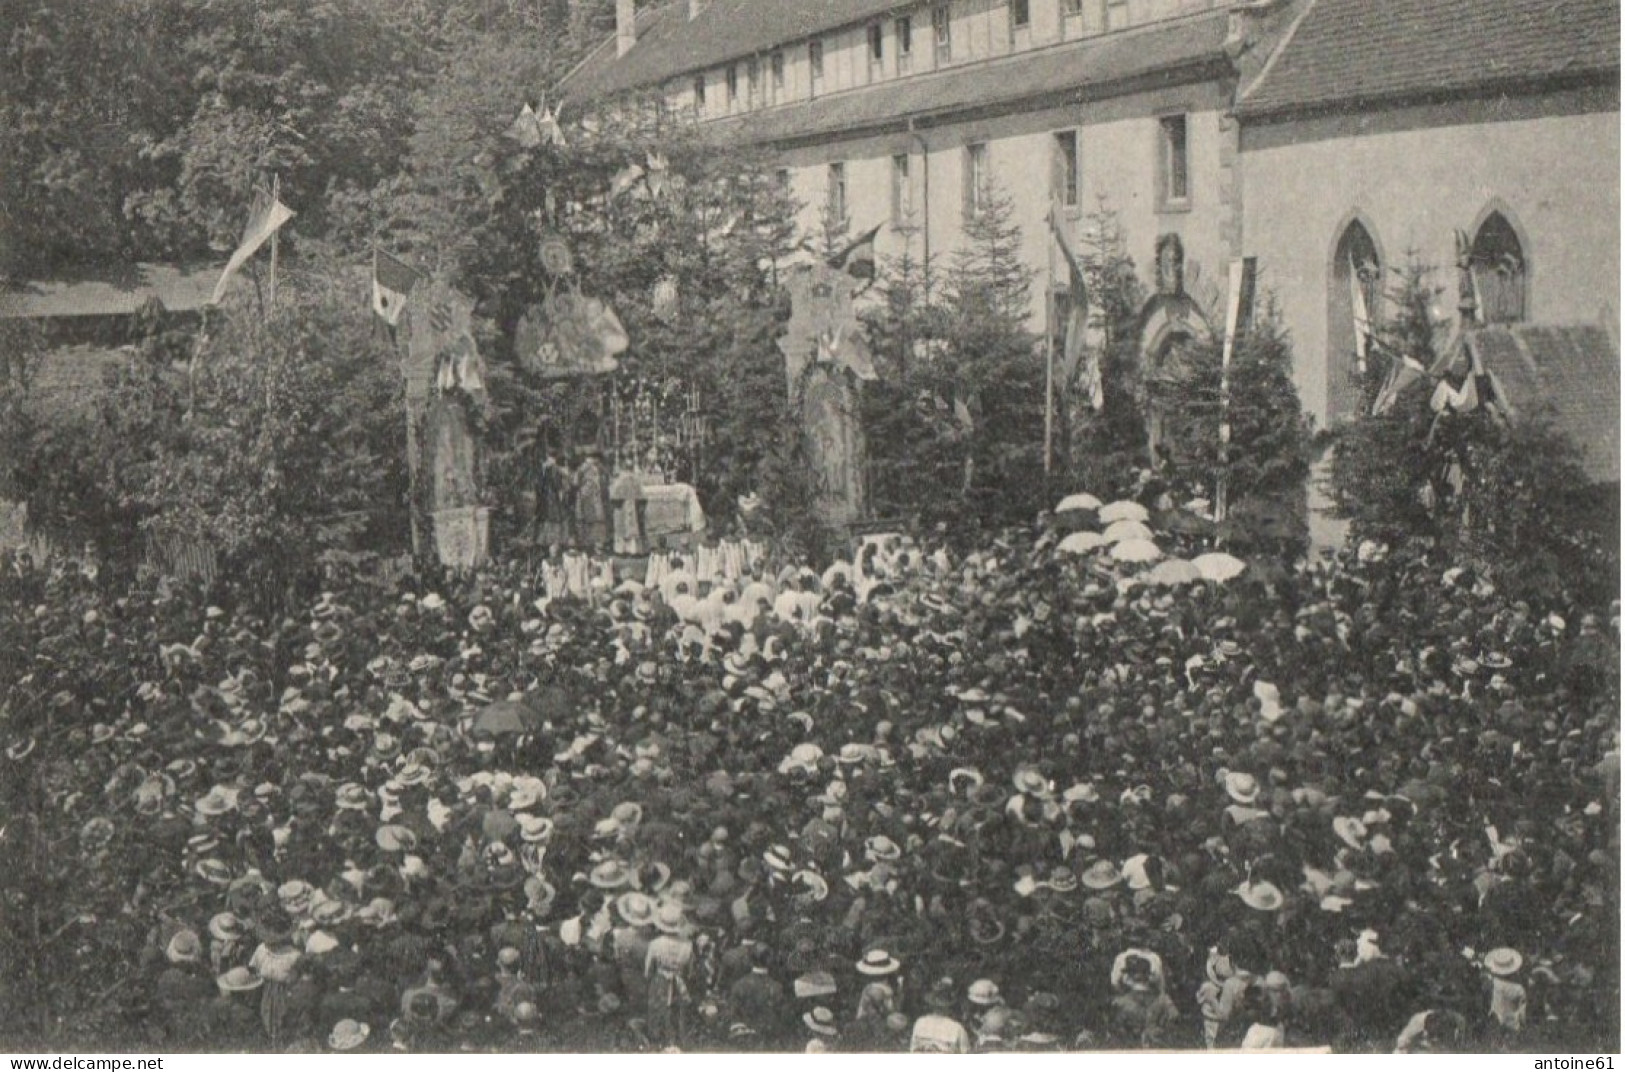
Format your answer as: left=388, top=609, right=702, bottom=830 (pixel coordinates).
left=1237, top=0, right=1620, bottom=119
left=710, top=11, right=1231, bottom=146
left=565, top=0, right=918, bottom=101
left=1467, top=323, right=1620, bottom=483
left=0, top=263, right=223, bottom=320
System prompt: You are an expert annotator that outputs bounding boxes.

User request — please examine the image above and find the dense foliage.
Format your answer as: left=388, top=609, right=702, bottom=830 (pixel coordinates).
left=860, top=184, right=1045, bottom=539
left=1325, top=260, right=1618, bottom=607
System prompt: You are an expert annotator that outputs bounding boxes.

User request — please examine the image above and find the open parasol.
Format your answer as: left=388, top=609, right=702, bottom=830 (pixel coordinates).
left=1193, top=552, right=1247, bottom=583
left=1111, top=538, right=1163, bottom=564
left=1099, top=500, right=1150, bottom=524
left=1103, top=519, right=1155, bottom=545
left=1144, top=558, right=1202, bottom=586
left=1057, top=531, right=1109, bottom=556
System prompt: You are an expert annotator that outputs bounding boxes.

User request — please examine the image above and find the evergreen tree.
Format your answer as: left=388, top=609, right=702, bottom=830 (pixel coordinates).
left=939, top=181, right=1043, bottom=531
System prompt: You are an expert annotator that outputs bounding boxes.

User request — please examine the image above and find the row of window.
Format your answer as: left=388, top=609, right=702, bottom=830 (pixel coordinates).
left=822, top=115, right=1190, bottom=229
left=691, top=0, right=1136, bottom=115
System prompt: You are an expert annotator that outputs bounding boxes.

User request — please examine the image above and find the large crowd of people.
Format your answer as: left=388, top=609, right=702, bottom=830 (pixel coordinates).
left=0, top=498, right=1617, bottom=1054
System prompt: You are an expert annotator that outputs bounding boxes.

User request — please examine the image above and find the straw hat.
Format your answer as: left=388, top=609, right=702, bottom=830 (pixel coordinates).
left=335, top=783, right=370, bottom=811
left=517, top=814, right=555, bottom=843
left=864, top=835, right=902, bottom=862
left=1223, top=771, right=1261, bottom=804
left=856, top=949, right=901, bottom=976
left=216, top=967, right=263, bottom=993
left=615, top=891, right=656, bottom=928
left=1079, top=859, right=1123, bottom=890
left=375, top=825, right=418, bottom=853
left=967, top=979, right=1002, bottom=1006
left=327, top=1019, right=370, bottom=1051
left=653, top=901, right=691, bottom=935
left=209, top=912, right=245, bottom=942
left=1483, top=947, right=1523, bottom=977
left=803, top=1006, right=839, bottom=1037
left=589, top=859, right=632, bottom=890
left=1236, top=880, right=1285, bottom=912
left=166, top=929, right=202, bottom=964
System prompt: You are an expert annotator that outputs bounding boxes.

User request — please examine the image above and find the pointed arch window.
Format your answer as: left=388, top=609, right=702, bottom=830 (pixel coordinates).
left=1328, top=218, right=1382, bottom=422
left=1470, top=210, right=1526, bottom=324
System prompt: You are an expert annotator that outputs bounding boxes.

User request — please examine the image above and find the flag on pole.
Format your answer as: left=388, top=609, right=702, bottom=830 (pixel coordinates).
left=1349, top=253, right=1374, bottom=374
left=1429, top=371, right=1479, bottom=415
left=645, top=152, right=669, bottom=198
left=1048, top=202, right=1098, bottom=409
left=829, top=223, right=882, bottom=282
left=609, top=163, right=646, bottom=201
left=538, top=104, right=566, bottom=147
left=1370, top=349, right=1427, bottom=416
left=372, top=249, right=421, bottom=327
left=506, top=103, right=544, bottom=148
left=210, top=187, right=295, bottom=305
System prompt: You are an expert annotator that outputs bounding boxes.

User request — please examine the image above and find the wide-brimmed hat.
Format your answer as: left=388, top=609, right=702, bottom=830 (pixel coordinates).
left=194, top=786, right=237, bottom=817
left=856, top=949, right=901, bottom=976
left=653, top=901, right=691, bottom=935
left=1483, top=947, right=1523, bottom=977
left=216, top=966, right=263, bottom=993
left=797, top=1006, right=837, bottom=1037
left=508, top=783, right=546, bottom=811
left=1332, top=816, right=1369, bottom=849
left=1044, top=866, right=1079, bottom=893
left=864, top=835, right=902, bottom=862
left=616, top=891, right=656, bottom=928
left=1012, top=768, right=1050, bottom=797
left=969, top=916, right=1006, bottom=945
left=1222, top=771, right=1261, bottom=804
left=165, top=928, right=202, bottom=964
left=209, top=912, right=245, bottom=942
left=327, top=1019, right=370, bottom=1051
left=278, top=880, right=314, bottom=912
left=1236, top=880, right=1285, bottom=912
left=517, top=814, right=555, bottom=843
left=1079, top=859, right=1123, bottom=890
left=375, top=825, right=417, bottom=853
left=335, top=783, right=370, bottom=811
left=968, top=978, right=1002, bottom=1006
left=589, top=859, right=632, bottom=890
left=791, top=869, right=830, bottom=904
left=195, top=858, right=233, bottom=886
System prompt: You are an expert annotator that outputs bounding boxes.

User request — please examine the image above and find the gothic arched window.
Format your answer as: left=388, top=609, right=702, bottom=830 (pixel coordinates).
left=1470, top=210, right=1527, bottom=324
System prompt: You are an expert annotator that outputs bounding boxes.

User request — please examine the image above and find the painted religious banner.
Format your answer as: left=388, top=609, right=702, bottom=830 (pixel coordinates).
left=516, top=291, right=630, bottom=378
left=400, top=278, right=492, bottom=569
left=777, top=262, right=877, bottom=395
left=777, top=261, right=873, bottom=527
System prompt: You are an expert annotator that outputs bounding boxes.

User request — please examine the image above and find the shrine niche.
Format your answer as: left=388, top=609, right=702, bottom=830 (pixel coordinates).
left=1138, top=233, right=1216, bottom=468
left=777, top=262, right=876, bottom=529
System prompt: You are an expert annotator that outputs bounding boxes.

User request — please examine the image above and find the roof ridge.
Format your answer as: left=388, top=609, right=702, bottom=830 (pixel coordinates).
left=556, top=0, right=683, bottom=101
left=727, top=7, right=1230, bottom=119
left=1235, top=0, right=1320, bottom=108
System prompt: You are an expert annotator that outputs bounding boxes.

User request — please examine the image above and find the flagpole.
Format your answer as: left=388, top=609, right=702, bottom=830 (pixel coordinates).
left=1216, top=259, right=1245, bottom=526
left=1043, top=207, right=1056, bottom=481
left=268, top=174, right=280, bottom=311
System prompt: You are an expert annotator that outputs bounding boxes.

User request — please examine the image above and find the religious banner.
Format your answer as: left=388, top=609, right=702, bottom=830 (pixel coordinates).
left=778, top=261, right=877, bottom=393
left=777, top=261, right=872, bottom=528
left=400, top=277, right=492, bottom=569
left=515, top=291, right=630, bottom=378
left=430, top=505, right=490, bottom=570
